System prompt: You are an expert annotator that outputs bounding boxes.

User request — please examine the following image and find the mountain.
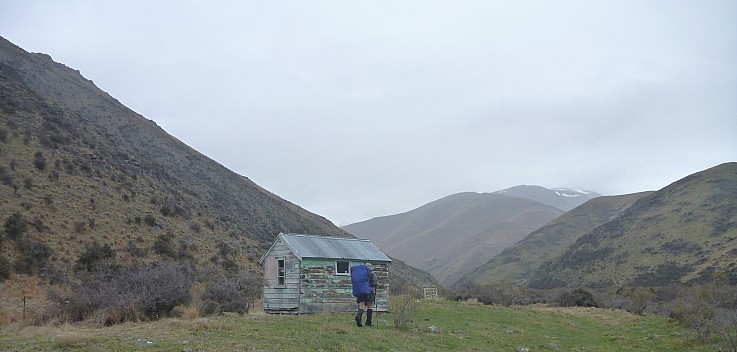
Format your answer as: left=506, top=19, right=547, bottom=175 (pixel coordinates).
left=0, top=37, right=432, bottom=290
left=343, top=191, right=565, bottom=285
left=455, top=191, right=652, bottom=288
left=526, top=162, right=737, bottom=289
left=494, top=185, right=601, bottom=211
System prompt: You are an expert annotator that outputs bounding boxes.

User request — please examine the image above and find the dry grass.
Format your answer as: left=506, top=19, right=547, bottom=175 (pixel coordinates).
left=0, top=275, right=47, bottom=325
left=171, top=304, right=200, bottom=320
left=524, top=303, right=646, bottom=328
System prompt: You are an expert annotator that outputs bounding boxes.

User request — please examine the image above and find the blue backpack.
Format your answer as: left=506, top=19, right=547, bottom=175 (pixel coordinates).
left=351, top=264, right=371, bottom=296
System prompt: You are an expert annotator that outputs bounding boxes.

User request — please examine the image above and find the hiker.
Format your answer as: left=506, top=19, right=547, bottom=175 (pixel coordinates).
left=351, top=262, right=378, bottom=327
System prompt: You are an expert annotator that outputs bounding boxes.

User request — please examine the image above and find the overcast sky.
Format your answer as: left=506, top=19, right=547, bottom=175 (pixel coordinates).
left=2, top=1, right=735, bottom=225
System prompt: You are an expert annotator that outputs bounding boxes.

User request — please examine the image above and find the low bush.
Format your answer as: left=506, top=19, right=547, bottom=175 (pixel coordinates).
left=33, top=151, right=46, bottom=170
left=13, top=237, right=52, bottom=275
left=49, top=263, right=194, bottom=324
left=452, top=282, right=540, bottom=306
left=76, top=242, right=115, bottom=271
left=152, top=234, right=176, bottom=258
left=202, top=277, right=244, bottom=315
left=3, top=212, right=27, bottom=240
left=559, top=288, right=599, bottom=308
left=713, top=310, right=737, bottom=352
left=623, top=287, right=656, bottom=314
left=0, top=255, right=10, bottom=281
left=143, top=214, right=156, bottom=227
left=389, top=294, right=417, bottom=328
left=201, top=269, right=263, bottom=315
left=0, top=166, right=11, bottom=186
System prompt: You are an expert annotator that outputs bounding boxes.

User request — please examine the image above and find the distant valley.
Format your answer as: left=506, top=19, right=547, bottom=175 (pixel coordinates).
left=346, top=163, right=737, bottom=289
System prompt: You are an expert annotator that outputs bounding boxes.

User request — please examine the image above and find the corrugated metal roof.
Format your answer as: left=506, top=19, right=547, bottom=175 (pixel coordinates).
left=280, top=233, right=391, bottom=262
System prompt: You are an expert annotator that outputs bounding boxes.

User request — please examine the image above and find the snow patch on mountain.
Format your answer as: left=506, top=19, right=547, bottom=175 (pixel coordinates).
left=552, top=188, right=594, bottom=197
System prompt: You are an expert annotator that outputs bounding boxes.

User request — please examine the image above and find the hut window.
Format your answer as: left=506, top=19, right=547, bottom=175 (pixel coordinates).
left=277, top=258, right=285, bottom=286
left=335, top=260, right=350, bottom=275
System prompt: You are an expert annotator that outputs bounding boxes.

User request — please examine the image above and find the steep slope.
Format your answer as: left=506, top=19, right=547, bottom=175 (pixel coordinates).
left=456, top=191, right=652, bottom=288
left=0, top=37, right=441, bottom=291
left=527, top=162, right=737, bottom=289
left=344, top=192, right=563, bottom=285
left=494, top=185, right=601, bottom=211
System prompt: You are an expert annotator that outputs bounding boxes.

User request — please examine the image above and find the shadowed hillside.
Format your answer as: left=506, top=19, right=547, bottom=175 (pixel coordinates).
left=344, top=192, right=564, bottom=285
left=527, top=162, right=737, bottom=289
left=455, top=191, right=652, bottom=288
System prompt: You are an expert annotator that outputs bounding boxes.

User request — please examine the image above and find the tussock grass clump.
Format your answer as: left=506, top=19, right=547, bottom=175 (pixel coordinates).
left=172, top=304, right=200, bottom=320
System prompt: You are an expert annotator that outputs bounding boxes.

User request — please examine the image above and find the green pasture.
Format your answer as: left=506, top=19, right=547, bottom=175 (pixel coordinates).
left=0, top=300, right=718, bottom=351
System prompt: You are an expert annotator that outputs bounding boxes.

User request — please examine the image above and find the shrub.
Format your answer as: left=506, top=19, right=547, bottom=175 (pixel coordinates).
left=160, top=205, right=171, bottom=217
left=390, top=294, right=417, bottom=328
left=49, top=263, right=194, bottom=324
left=123, top=264, right=194, bottom=318
left=189, top=221, right=201, bottom=233
left=201, top=270, right=263, bottom=315
left=30, top=218, right=49, bottom=233
left=14, top=237, right=52, bottom=275
left=152, top=234, right=176, bottom=258
left=0, top=255, right=10, bottom=281
left=33, top=151, right=46, bottom=170
left=452, top=282, right=538, bottom=306
left=217, top=241, right=232, bottom=257
left=236, top=269, right=264, bottom=310
left=667, top=286, right=717, bottom=341
left=143, top=214, right=156, bottom=227
left=73, top=221, right=87, bottom=233
left=76, top=242, right=116, bottom=271
left=202, top=277, right=245, bottom=314
left=624, top=287, right=656, bottom=315
left=0, top=166, right=12, bottom=186
left=3, top=212, right=27, bottom=240
left=220, top=258, right=239, bottom=273
left=559, top=288, right=599, bottom=308
left=713, top=310, right=737, bottom=352
left=126, top=240, right=146, bottom=257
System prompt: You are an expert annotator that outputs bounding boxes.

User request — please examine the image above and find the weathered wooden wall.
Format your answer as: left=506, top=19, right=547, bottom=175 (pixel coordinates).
left=299, top=259, right=390, bottom=313
left=262, top=240, right=301, bottom=312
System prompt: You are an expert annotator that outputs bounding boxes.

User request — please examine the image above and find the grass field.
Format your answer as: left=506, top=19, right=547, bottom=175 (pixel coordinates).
left=0, top=300, right=718, bottom=351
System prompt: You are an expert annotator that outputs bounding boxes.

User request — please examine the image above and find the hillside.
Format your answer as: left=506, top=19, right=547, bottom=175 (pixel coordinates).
left=527, top=162, right=737, bottom=289
left=344, top=192, right=564, bottom=285
left=0, top=36, right=432, bottom=292
left=456, top=191, right=652, bottom=288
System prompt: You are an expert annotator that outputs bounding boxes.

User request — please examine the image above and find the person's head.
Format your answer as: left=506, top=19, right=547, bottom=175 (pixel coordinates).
left=365, top=263, right=374, bottom=270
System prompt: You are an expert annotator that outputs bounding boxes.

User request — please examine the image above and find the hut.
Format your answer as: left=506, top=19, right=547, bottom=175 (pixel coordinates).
left=260, top=233, right=391, bottom=314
